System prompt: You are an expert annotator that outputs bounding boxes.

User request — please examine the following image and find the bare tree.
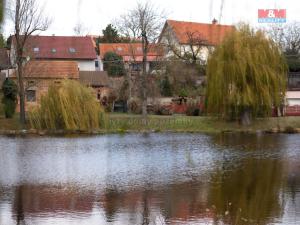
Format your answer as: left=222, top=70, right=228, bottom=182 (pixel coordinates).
left=165, top=30, right=208, bottom=64
left=73, top=22, right=88, bottom=36
left=267, top=22, right=300, bottom=55
left=12, top=0, right=50, bottom=124
left=115, top=2, right=165, bottom=116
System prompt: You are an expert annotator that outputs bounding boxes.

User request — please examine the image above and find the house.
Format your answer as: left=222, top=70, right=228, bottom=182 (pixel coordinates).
left=79, top=71, right=111, bottom=102
left=158, top=19, right=234, bottom=61
left=99, top=43, right=163, bottom=73
left=10, top=60, right=79, bottom=110
left=10, top=35, right=99, bottom=71
left=285, top=72, right=300, bottom=116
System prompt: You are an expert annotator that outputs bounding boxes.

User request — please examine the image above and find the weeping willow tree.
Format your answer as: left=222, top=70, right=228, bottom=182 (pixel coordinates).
left=29, top=80, right=106, bottom=131
left=206, top=24, right=287, bottom=125
left=0, top=0, right=3, bottom=24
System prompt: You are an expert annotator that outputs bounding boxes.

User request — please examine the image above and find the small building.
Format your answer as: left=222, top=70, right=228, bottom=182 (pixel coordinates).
left=79, top=71, right=111, bottom=101
left=99, top=43, right=163, bottom=73
left=285, top=72, right=300, bottom=116
left=286, top=72, right=300, bottom=106
left=158, top=19, right=234, bottom=61
left=10, top=35, right=99, bottom=71
left=11, top=60, right=79, bottom=110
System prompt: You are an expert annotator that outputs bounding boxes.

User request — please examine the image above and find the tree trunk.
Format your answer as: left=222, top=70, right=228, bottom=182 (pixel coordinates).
left=17, top=61, right=26, bottom=125
left=126, top=63, right=132, bottom=114
left=141, top=35, right=148, bottom=117
left=240, top=108, right=251, bottom=126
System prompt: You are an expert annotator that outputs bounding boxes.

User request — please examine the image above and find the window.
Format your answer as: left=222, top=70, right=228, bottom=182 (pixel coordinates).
left=33, top=47, right=39, bottom=53
left=97, top=91, right=101, bottom=100
left=69, top=47, right=76, bottom=53
left=26, top=90, right=36, bottom=102
left=95, top=61, right=99, bottom=68
left=27, top=80, right=35, bottom=86
left=51, top=48, right=57, bottom=53
left=132, top=63, right=141, bottom=71
left=54, top=80, right=61, bottom=84
left=117, top=47, right=123, bottom=51
left=137, top=47, right=142, bottom=52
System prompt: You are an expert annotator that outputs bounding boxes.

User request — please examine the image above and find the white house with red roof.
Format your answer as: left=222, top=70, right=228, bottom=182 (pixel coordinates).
left=158, top=19, right=234, bottom=61
left=99, top=43, right=163, bottom=73
left=10, top=35, right=99, bottom=71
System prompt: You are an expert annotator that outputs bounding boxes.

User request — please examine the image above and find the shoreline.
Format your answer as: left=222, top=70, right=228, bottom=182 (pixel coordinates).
left=2, top=115, right=300, bottom=136
left=0, top=127, right=300, bottom=137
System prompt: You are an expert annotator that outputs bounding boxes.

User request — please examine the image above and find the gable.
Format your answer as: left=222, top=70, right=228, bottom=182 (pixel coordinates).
left=162, top=20, right=234, bottom=46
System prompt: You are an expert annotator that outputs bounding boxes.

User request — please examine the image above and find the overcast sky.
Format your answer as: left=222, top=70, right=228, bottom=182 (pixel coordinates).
left=2, top=0, right=300, bottom=37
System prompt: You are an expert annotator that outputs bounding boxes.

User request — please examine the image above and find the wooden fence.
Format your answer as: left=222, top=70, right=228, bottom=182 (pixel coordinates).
left=286, top=105, right=300, bottom=116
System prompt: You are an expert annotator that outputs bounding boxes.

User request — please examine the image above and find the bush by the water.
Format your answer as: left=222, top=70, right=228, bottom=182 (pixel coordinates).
left=1, top=78, right=18, bottom=118
left=186, top=104, right=201, bottom=116
left=29, top=80, right=105, bottom=131
left=128, top=98, right=142, bottom=114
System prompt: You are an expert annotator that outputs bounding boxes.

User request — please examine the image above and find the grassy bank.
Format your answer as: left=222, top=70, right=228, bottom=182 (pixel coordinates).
left=1, top=112, right=300, bottom=134
left=107, top=114, right=300, bottom=133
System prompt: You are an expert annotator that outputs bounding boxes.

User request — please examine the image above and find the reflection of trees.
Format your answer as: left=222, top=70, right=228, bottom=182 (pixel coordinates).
left=207, top=133, right=287, bottom=224
left=14, top=185, right=25, bottom=225
left=141, top=191, right=150, bottom=225
left=207, top=158, right=286, bottom=225
left=102, top=189, right=121, bottom=222
left=211, top=133, right=285, bottom=151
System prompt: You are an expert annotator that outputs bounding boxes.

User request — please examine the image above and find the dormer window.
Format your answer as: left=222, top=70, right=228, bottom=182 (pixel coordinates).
left=33, top=47, right=39, bottom=53
left=51, top=48, right=57, bottom=53
left=69, top=48, right=76, bottom=53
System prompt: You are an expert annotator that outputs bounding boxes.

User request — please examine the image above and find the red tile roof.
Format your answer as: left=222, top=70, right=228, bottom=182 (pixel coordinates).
left=99, top=43, right=163, bottom=62
left=164, top=20, right=234, bottom=45
left=22, top=36, right=97, bottom=60
left=11, top=61, right=79, bottom=79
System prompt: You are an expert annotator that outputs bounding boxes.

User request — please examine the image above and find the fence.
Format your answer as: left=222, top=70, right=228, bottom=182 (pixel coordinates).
left=286, top=105, right=300, bottom=116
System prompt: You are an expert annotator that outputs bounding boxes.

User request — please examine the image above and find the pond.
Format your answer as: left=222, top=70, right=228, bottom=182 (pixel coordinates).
left=0, top=133, right=300, bottom=225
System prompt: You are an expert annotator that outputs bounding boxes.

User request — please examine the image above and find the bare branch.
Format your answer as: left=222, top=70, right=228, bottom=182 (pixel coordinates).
left=266, top=22, right=300, bottom=55
left=10, top=0, right=51, bottom=124
left=114, top=1, right=165, bottom=116
left=164, top=28, right=208, bottom=64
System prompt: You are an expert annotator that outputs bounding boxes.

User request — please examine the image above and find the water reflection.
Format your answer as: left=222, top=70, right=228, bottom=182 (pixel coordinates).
left=0, top=134, right=299, bottom=224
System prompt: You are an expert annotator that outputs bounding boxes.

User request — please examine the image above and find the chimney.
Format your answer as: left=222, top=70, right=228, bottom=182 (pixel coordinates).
left=212, top=18, right=218, bottom=25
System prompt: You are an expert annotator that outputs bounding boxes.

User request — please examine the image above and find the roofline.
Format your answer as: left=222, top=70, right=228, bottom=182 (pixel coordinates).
left=14, top=35, right=94, bottom=38
left=158, top=20, right=181, bottom=44
left=166, top=19, right=235, bottom=28
left=162, top=19, right=234, bottom=45
left=157, top=21, right=169, bottom=43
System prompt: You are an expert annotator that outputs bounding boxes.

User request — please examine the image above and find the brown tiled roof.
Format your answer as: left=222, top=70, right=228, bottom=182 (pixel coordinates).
left=164, top=20, right=234, bottom=45
left=79, top=71, right=109, bottom=87
left=20, top=36, right=97, bottom=60
left=99, top=43, right=163, bottom=62
left=0, top=48, right=11, bottom=70
left=11, top=61, right=79, bottom=79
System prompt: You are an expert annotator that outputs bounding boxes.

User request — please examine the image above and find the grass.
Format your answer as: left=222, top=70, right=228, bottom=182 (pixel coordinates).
left=1, top=110, right=300, bottom=134
left=0, top=112, right=25, bottom=130
left=107, top=113, right=300, bottom=133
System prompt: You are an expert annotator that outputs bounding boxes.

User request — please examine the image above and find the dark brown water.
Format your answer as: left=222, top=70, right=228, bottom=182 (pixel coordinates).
left=0, top=133, right=300, bottom=225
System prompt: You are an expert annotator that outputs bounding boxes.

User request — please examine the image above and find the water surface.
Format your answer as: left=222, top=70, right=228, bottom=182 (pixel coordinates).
left=0, top=133, right=300, bottom=225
